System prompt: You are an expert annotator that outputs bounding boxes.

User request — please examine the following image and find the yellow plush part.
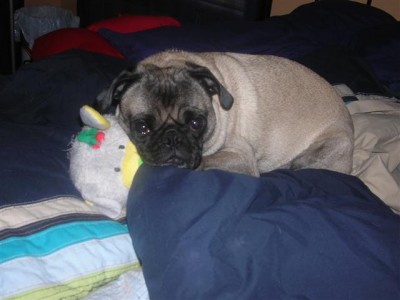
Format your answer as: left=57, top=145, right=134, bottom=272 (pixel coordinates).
left=80, top=105, right=111, bottom=130
left=122, top=142, right=143, bottom=188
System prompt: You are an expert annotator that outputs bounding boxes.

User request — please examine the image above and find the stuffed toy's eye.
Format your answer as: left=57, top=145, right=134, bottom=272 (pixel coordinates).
left=134, top=120, right=152, bottom=135
left=188, top=117, right=206, bottom=131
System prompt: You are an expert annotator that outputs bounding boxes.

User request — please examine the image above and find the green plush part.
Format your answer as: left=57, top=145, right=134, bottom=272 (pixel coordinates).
left=77, top=128, right=99, bottom=146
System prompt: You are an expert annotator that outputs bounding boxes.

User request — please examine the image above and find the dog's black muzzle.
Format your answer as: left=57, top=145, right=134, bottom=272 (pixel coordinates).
left=159, top=127, right=201, bottom=169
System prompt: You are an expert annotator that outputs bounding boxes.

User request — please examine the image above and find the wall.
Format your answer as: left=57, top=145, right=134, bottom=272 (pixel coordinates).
left=271, top=0, right=400, bottom=20
left=24, top=0, right=77, bottom=15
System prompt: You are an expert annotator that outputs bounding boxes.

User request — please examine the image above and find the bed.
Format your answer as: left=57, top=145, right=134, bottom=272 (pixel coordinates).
left=1, top=1, right=399, bottom=299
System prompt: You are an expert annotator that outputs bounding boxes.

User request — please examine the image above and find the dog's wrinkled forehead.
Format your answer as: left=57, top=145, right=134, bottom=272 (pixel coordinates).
left=95, top=60, right=233, bottom=115
left=119, top=64, right=210, bottom=117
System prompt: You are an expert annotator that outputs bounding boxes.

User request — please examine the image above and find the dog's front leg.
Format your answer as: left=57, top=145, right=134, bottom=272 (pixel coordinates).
left=199, top=137, right=259, bottom=176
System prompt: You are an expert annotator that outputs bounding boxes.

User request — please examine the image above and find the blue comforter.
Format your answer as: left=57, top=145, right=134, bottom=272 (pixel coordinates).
left=128, top=166, right=400, bottom=300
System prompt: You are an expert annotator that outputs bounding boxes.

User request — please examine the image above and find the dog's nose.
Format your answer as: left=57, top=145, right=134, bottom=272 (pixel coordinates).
left=163, top=129, right=182, bottom=148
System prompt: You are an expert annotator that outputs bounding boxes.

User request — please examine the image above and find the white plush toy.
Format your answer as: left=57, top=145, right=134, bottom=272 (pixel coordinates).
left=69, top=105, right=142, bottom=219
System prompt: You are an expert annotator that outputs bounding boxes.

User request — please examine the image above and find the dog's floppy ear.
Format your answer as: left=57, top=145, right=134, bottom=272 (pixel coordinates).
left=94, top=66, right=141, bottom=113
left=186, top=62, right=234, bottom=110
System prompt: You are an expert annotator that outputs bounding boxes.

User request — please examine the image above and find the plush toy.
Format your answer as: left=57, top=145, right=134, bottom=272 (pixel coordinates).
left=69, top=105, right=142, bottom=218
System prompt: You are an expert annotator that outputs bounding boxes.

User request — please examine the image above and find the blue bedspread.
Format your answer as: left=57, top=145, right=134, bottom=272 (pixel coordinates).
left=128, top=166, right=400, bottom=300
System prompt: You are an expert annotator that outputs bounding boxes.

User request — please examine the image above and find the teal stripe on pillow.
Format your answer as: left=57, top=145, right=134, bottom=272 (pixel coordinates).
left=0, top=220, right=129, bottom=263
left=1, top=234, right=138, bottom=299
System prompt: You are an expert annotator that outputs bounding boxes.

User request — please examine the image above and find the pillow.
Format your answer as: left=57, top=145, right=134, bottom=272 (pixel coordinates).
left=98, top=21, right=318, bottom=65
left=294, top=46, right=390, bottom=96
left=1, top=50, right=131, bottom=131
left=0, top=196, right=141, bottom=299
left=353, top=22, right=400, bottom=96
left=31, top=28, right=124, bottom=61
left=98, top=25, right=226, bottom=64
left=87, top=15, right=181, bottom=33
left=98, top=2, right=398, bottom=66
left=291, top=1, right=396, bottom=36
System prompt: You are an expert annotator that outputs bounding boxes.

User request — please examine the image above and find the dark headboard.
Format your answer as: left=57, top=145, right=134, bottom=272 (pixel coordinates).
left=77, top=0, right=272, bottom=27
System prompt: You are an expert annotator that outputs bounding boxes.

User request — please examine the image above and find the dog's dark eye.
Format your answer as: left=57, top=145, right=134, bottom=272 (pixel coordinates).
left=134, top=120, right=152, bottom=135
left=188, top=117, right=206, bottom=131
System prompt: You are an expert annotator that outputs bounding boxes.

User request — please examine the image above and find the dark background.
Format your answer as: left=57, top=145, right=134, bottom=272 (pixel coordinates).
left=0, top=0, right=272, bottom=75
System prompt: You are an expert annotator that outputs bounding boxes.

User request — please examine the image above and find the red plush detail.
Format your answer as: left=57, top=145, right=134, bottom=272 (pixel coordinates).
left=31, top=28, right=124, bottom=61
left=87, top=15, right=181, bottom=34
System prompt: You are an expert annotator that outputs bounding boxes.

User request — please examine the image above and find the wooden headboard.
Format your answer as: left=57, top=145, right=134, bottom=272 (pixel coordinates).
left=77, top=0, right=273, bottom=27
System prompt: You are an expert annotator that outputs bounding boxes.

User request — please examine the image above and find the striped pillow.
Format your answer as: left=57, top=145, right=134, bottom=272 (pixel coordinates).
left=0, top=196, right=140, bottom=299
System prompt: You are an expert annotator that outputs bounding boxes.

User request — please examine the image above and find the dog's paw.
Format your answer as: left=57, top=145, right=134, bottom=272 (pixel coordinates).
left=199, top=150, right=259, bottom=177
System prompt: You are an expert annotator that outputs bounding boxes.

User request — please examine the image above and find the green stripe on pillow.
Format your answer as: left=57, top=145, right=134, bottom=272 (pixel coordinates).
left=7, top=263, right=140, bottom=300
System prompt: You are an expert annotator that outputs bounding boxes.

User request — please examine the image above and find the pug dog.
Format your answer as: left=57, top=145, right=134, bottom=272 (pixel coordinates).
left=95, top=51, right=354, bottom=176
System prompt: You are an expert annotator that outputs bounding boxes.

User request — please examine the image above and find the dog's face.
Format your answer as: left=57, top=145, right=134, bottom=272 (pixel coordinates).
left=95, top=62, right=233, bottom=169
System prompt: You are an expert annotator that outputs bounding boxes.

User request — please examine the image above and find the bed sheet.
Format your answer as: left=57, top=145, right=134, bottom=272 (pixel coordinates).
left=348, top=96, right=400, bottom=214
